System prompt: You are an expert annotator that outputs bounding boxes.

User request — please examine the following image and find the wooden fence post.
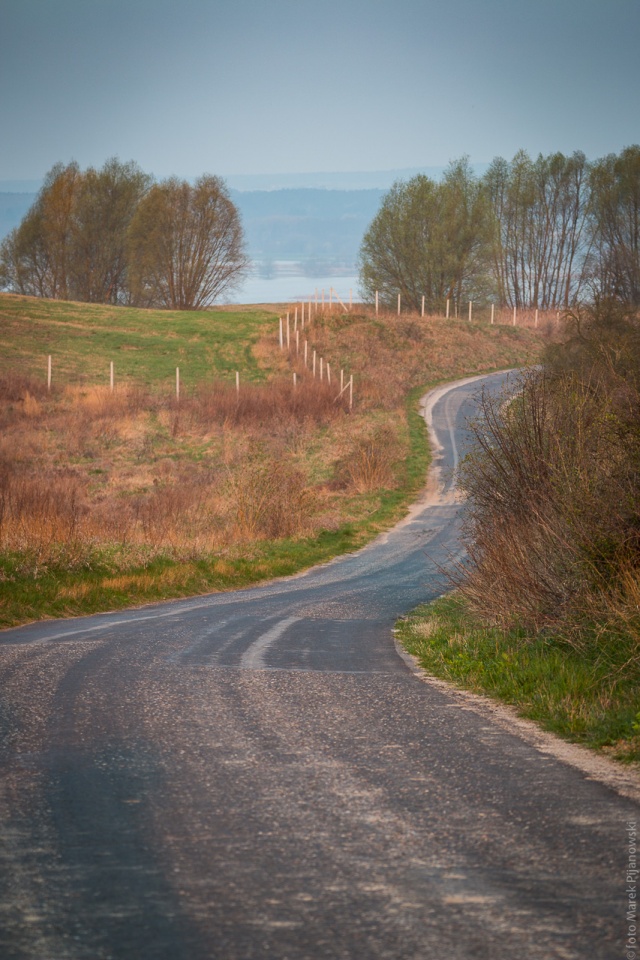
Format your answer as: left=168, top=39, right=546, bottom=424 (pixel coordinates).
left=176, top=367, right=180, bottom=401
left=47, top=355, right=52, bottom=392
left=446, top=299, right=450, bottom=319
left=421, top=295, right=425, bottom=318
left=293, top=372, right=297, bottom=389
left=375, top=291, right=379, bottom=316
left=397, top=293, right=401, bottom=316
left=513, top=306, right=517, bottom=326
left=491, top=304, right=495, bottom=325
left=468, top=301, right=472, bottom=322
left=535, top=308, right=539, bottom=328
left=110, top=361, right=114, bottom=392
left=327, top=362, right=331, bottom=384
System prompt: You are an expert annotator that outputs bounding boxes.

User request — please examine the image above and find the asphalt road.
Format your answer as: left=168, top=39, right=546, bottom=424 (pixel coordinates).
left=1, top=371, right=638, bottom=960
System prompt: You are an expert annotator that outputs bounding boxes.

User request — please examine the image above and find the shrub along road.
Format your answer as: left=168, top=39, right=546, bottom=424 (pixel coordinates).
left=0, top=372, right=637, bottom=960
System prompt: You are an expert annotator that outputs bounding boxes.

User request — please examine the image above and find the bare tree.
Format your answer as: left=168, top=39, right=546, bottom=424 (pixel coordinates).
left=483, top=150, right=592, bottom=309
left=589, top=145, right=640, bottom=305
left=127, top=176, right=249, bottom=309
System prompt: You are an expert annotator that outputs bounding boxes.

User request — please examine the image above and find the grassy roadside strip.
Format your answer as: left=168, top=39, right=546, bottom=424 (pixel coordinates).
left=396, top=593, right=640, bottom=765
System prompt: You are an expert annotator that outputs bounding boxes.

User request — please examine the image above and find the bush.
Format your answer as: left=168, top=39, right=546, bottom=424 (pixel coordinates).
left=457, top=301, right=640, bottom=651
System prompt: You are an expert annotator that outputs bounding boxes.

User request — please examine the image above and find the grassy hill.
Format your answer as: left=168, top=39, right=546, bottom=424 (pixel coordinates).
left=0, top=294, right=276, bottom=386
left=0, top=293, right=546, bottom=626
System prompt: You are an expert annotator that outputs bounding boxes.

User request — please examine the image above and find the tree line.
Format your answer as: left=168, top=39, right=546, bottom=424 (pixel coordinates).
left=359, top=146, right=640, bottom=312
left=0, top=159, right=249, bottom=309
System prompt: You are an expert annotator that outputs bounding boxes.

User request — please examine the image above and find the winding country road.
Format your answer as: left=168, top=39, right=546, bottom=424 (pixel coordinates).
left=0, top=371, right=637, bottom=960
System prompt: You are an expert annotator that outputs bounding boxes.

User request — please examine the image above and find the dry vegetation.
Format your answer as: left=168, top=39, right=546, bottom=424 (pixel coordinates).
left=457, top=300, right=640, bottom=655
left=0, top=294, right=546, bottom=622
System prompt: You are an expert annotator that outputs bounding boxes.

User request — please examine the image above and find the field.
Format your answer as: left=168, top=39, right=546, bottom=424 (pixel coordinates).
left=0, top=293, right=546, bottom=626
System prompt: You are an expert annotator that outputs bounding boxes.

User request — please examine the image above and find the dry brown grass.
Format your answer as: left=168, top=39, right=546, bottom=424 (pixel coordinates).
left=455, top=301, right=640, bottom=656
left=0, top=305, right=545, bottom=580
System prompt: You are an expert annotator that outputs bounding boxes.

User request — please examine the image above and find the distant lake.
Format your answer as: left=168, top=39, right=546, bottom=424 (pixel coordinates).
left=225, top=262, right=361, bottom=306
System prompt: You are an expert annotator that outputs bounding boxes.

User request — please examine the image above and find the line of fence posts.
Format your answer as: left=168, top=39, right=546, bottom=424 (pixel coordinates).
left=365, top=293, right=564, bottom=326
left=39, top=296, right=555, bottom=416
left=278, top=314, right=353, bottom=409
left=39, top=358, right=264, bottom=407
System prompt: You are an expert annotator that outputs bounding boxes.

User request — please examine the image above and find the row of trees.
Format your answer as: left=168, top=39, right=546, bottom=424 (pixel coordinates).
left=0, top=159, right=248, bottom=309
left=360, top=146, right=640, bottom=312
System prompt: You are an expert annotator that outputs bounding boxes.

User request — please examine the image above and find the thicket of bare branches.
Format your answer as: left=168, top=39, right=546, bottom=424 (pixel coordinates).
left=457, top=300, right=640, bottom=649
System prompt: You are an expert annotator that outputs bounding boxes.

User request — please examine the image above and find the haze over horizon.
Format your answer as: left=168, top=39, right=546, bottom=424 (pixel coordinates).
left=1, top=0, right=638, bottom=187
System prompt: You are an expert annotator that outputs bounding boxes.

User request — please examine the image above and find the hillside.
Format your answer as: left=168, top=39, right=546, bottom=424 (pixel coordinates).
left=0, top=293, right=546, bottom=625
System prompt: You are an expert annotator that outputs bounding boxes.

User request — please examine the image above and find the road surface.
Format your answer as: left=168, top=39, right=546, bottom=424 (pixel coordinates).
left=0, top=371, right=637, bottom=960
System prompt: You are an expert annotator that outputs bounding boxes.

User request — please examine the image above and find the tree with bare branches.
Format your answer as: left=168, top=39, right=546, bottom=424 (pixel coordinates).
left=127, top=175, right=249, bottom=310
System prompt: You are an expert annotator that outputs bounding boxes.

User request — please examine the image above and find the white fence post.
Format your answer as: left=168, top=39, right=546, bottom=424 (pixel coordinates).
left=446, top=298, right=450, bottom=319
left=110, top=360, right=114, bottom=392
left=491, top=304, right=495, bottom=325
left=513, top=306, right=517, bottom=326
left=421, top=295, right=425, bottom=318
left=47, top=355, right=52, bottom=392
left=397, top=293, right=401, bottom=316
left=468, top=301, right=472, bottom=322
left=176, top=367, right=180, bottom=401
left=375, top=290, right=379, bottom=316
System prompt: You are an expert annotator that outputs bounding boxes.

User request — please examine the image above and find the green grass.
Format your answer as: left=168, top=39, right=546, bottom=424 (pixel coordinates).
left=0, top=294, right=277, bottom=385
left=0, top=522, right=379, bottom=627
left=396, top=593, right=640, bottom=764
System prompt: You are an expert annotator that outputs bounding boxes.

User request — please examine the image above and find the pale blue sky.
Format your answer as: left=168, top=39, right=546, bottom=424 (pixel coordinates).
left=1, top=0, right=638, bottom=182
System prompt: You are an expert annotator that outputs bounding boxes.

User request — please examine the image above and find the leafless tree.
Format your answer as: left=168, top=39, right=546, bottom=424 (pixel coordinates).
left=127, top=175, right=249, bottom=309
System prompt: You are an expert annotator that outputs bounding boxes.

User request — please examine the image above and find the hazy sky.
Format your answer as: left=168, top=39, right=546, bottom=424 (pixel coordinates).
left=1, top=0, right=638, bottom=183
